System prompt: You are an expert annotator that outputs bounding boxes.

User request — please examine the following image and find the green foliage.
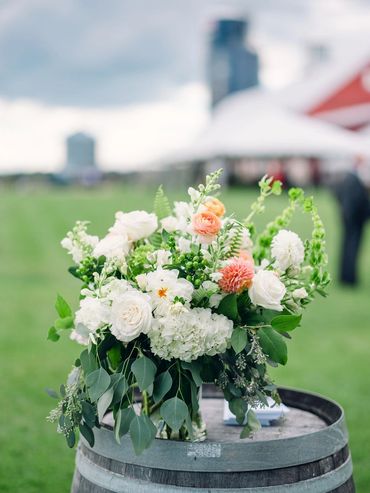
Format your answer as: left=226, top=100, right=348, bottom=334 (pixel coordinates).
left=80, top=349, right=98, bottom=376
left=153, top=185, right=171, bottom=220
left=47, top=326, right=60, bottom=342
left=181, top=361, right=203, bottom=387
left=160, top=397, right=189, bottom=432
left=258, top=328, right=288, bottom=365
left=79, top=422, right=95, bottom=447
left=86, top=368, right=111, bottom=402
left=131, top=356, right=157, bottom=392
left=229, top=397, right=248, bottom=425
left=240, top=409, right=261, bottom=438
left=114, top=407, right=136, bottom=443
left=153, top=371, right=173, bottom=403
left=55, top=294, right=72, bottom=319
left=97, top=387, right=114, bottom=422
left=129, top=415, right=157, bottom=455
left=231, top=327, right=248, bottom=354
left=271, top=314, right=302, bottom=333
left=217, top=293, right=239, bottom=321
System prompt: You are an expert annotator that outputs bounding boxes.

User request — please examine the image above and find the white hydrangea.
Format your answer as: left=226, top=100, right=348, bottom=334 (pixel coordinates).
left=74, top=296, right=110, bottom=340
left=149, top=307, right=233, bottom=362
left=136, top=269, right=193, bottom=316
left=61, top=221, right=99, bottom=264
left=271, top=229, right=305, bottom=271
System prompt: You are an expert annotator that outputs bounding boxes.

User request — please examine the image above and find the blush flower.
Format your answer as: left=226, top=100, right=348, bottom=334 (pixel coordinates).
left=218, top=257, right=254, bottom=293
left=204, top=197, right=226, bottom=218
left=192, top=211, right=221, bottom=241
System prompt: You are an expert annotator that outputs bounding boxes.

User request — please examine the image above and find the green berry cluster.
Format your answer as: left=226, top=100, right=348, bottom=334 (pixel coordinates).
left=174, top=251, right=210, bottom=287
left=75, top=256, right=103, bottom=283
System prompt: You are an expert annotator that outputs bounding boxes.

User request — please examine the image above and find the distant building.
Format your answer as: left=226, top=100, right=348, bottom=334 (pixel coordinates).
left=208, top=18, right=259, bottom=108
left=62, top=132, right=101, bottom=184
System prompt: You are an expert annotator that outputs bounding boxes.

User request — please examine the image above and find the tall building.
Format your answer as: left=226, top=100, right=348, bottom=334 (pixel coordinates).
left=62, top=132, right=100, bottom=183
left=208, top=18, right=259, bottom=108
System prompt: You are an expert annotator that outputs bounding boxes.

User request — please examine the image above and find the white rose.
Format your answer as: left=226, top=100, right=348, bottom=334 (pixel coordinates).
left=75, top=297, right=110, bottom=336
left=93, top=232, right=130, bottom=261
left=110, top=290, right=153, bottom=343
left=161, top=216, right=178, bottom=233
left=271, top=229, right=304, bottom=271
left=248, top=270, right=286, bottom=312
left=113, top=210, right=158, bottom=241
left=292, top=287, right=308, bottom=300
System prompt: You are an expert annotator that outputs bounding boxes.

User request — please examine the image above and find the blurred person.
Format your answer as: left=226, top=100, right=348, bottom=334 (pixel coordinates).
left=335, top=157, right=370, bottom=285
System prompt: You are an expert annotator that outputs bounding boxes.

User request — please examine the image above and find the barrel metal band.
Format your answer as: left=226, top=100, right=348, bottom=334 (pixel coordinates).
left=76, top=447, right=353, bottom=493
left=84, top=413, right=348, bottom=473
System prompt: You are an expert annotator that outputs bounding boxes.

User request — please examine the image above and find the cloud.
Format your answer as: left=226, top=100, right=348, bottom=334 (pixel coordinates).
left=0, top=83, right=209, bottom=173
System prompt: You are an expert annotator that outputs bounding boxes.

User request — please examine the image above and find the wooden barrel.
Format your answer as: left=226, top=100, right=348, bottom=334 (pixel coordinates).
left=71, top=387, right=355, bottom=492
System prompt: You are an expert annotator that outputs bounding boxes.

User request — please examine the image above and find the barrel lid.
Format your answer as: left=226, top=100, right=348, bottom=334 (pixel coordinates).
left=86, top=387, right=349, bottom=472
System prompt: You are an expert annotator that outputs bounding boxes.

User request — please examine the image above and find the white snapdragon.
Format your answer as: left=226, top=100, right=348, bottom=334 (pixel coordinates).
left=292, top=287, right=308, bottom=300
left=137, top=269, right=193, bottom=316
left=248, top=270, right=286, bottom=312
left=177, top=237, right=191, bottom=253
left=74, top=296, right=110, bottom=341
left=149, top=307, right=233, bottom=362
left=271, top=230, right=305, bottom=271
left=61, top=221, right=99, bottom=264
left=112, top=210, right=158, bottom=241
left=110, top=290, right=153, bottom=343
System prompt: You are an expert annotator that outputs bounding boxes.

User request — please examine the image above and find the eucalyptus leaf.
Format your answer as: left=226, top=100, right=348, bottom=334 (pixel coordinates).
left=160, top=397, right=188, bottom=432
left=153, top=371, right=173, bottom=403
left=231, top=327, right=248, bottom=354
left=240, top=408, right=261, bottom=438
left=55, top=294, right=72, bottom=319
left=45, top=388, right=59, bottom=399
left=115, top=407, right=136, bottom=443
left=131, top=356, right=157, bottom=392
left=86, top=368, right=111, bottom=402
left=229, top=398, right=248, bottom=425
left=181, top=361, right=202, bottom=387
left=79, top=422, right=95, bottom=447
left=258, top=328, right=288, bottom=365
left=111, top=375, right=129, bottom=406
left=81, top=401, right=96, bottom=428
left=80, top=349, right=98, bottom=376
left=129, top=414, right=157, bottom=455
left=97, top=387, right=114, bottom=422
left=66, top=430, right=76, bottom=448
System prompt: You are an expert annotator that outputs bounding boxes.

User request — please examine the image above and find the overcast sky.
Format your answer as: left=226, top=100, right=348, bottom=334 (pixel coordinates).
left=1, top=0, right=370, bottom=172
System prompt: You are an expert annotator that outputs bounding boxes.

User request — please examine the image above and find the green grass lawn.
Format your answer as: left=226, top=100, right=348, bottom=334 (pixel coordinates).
left=1, top=184, right=369, bottom=492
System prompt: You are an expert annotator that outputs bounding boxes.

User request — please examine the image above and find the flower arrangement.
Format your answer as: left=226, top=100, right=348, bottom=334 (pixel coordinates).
left=47, top=170, right=329, bottom=454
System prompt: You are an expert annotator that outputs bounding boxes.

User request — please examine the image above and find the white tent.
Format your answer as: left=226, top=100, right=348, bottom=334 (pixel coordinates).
left=181, top=90, right=370, bottom=161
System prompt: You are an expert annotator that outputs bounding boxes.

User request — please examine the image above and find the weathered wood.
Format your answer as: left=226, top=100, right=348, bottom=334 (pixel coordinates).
left=71, top=387, right=355, bottom=492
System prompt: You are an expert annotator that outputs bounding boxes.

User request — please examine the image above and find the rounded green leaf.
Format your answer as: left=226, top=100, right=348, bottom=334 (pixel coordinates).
left=86, top=368, right=111, bottom=402
left=153, top=371, right=173, bottom=403
left=160, top=397, right=188, bottom=432
left=131, top=356, right=157, bottom=392
left=231, top=327, right=248, bottom=354
left=129, top=414, right=157, bottom=455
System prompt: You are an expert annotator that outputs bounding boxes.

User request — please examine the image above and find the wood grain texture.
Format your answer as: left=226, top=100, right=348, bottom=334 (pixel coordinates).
left=71, top=387, right=355, bottom=493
